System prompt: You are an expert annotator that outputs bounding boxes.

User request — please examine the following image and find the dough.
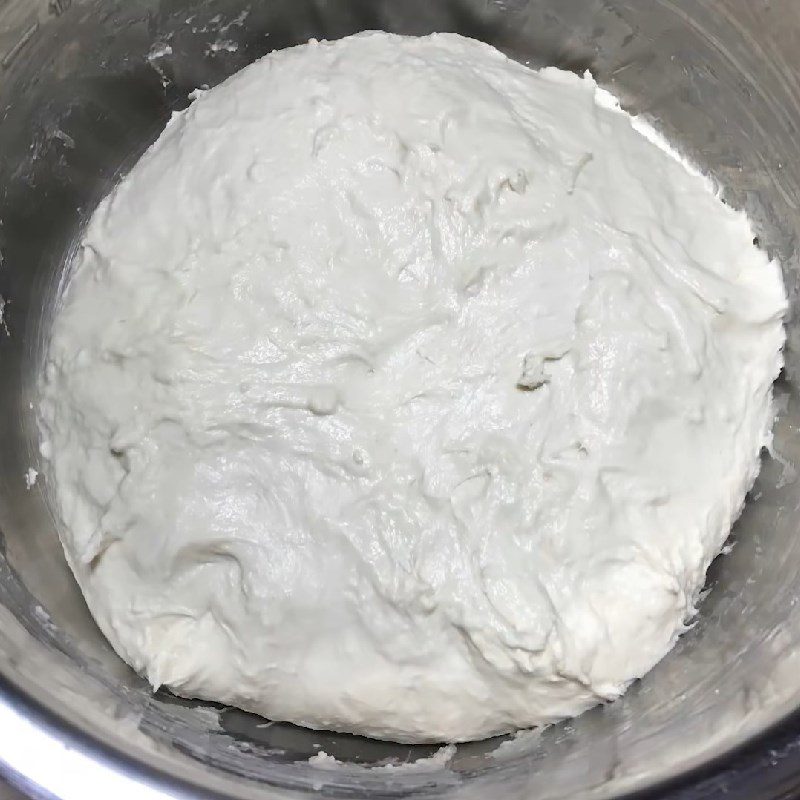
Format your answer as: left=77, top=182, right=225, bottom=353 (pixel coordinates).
left=39, top=32, right=786, bottom=743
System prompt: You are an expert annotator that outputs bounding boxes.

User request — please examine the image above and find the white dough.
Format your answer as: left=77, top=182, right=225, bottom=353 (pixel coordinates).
left=39, top=32, right=786, bottom=743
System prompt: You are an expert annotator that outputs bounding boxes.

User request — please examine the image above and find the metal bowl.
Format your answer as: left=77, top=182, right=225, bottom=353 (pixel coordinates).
left=2, top=1, right=800, bottom=798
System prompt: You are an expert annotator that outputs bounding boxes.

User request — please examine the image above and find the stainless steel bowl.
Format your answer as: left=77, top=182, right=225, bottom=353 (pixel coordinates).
left=2, top=1, right=800, bottom=798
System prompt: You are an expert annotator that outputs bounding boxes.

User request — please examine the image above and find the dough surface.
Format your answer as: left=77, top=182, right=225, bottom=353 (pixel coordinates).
left=40, top=32, right=786, bottom=743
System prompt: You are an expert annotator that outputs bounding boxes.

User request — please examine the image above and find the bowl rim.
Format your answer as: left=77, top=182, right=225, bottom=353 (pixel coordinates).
left=4, top=669, right=800, bottom=800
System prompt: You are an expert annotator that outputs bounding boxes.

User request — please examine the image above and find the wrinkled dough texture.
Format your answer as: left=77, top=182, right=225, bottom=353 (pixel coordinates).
left=40, top=32, right=786, bottom=743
